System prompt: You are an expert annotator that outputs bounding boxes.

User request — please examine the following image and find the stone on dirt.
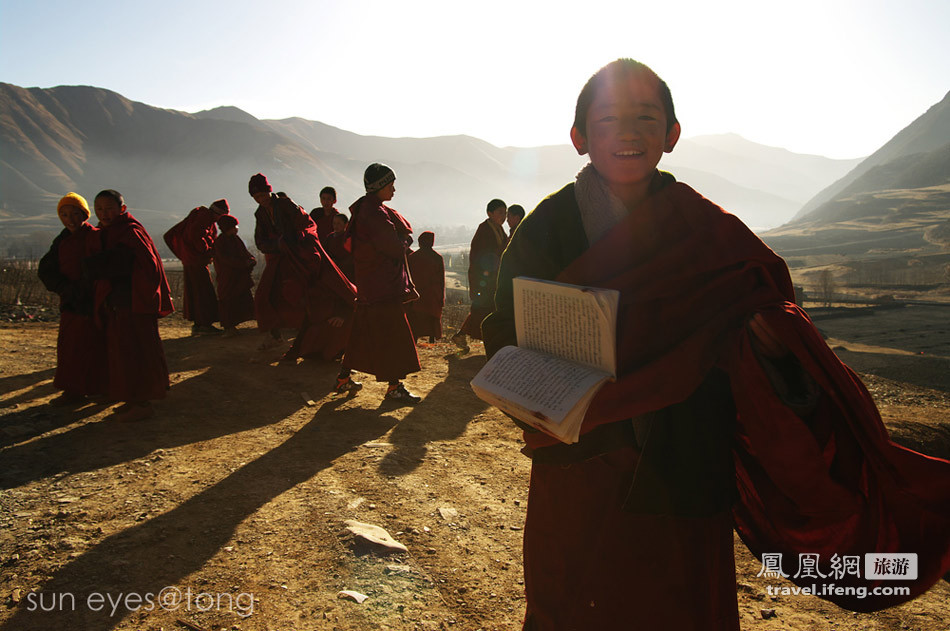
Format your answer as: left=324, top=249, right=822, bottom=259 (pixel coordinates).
left=337, top=590, right=369, bottom=603
left=343, top=520, right=408, bottom=555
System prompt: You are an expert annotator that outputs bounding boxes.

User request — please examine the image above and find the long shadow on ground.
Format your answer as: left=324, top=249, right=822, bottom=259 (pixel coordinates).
left=1, top=400, right=396, bottom=631
left=0, top=332, right=340, bottom=489
left=378, top=353, right=490, bottom=476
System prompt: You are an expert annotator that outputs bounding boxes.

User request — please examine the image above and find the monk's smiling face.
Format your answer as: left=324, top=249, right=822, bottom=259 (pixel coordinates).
left=58, top=205, right=87, bottom=233
left=571, top=67, right=680, bottom=208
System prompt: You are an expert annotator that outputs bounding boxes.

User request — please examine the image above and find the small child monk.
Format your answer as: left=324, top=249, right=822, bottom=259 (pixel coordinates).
left=38, top=193, right=107, bottom=404
left=86, top=189, right=173, bottom=422
left=322, top=213, right=354, bottom=283
left=212, top=214, right=256, bottom=337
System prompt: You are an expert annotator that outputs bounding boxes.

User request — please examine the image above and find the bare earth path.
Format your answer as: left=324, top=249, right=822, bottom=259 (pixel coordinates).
left=1, top=306, right=948, bottom=630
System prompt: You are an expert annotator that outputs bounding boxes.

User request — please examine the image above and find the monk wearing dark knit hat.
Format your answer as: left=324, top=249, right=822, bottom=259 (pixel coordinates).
left=334, top=163, right=422, bottom=403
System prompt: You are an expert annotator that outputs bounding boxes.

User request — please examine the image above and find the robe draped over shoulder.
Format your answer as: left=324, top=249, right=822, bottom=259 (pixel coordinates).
left=483, top=179, right=950, bottom=622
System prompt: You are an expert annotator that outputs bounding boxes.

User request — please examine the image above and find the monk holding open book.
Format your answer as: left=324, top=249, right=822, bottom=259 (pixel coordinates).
left=481, top=58, right=950, bottom=631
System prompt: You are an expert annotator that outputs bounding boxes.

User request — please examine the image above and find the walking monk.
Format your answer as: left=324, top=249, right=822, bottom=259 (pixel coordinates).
left=335, top=163, right=422, bottom=403
left=87, top=189, right=173, bottom=422
left=38, top=193, right=106, bottom=404
left=212, top=214, right=256, bottom=337
left=164, top=199, right=229, bottom=334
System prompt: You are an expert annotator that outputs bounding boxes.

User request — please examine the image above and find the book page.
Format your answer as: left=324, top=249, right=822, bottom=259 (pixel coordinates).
left=471, top=345, right=611, bottom=424
left=513, top=277, right=619, bottom=376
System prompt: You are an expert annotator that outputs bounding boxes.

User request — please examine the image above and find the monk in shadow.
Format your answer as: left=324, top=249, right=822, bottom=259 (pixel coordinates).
left=1, top=400, right=396, bottom=631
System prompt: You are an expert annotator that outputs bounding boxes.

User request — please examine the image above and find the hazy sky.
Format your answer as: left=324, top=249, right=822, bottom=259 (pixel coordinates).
left=1, top=0, right=947, bottom=159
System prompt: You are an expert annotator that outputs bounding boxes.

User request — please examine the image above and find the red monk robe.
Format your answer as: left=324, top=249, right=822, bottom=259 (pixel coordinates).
left=38, top=224, right=107, bottom=396
left=164, top=205, right=220, bottom=328
left=483, top=176, right=950, bottom=629
left=406, top=231, right=445, bottom=340
left=89, top=211, right=173, bottom=404
left=254, top=193, right=311, bottom=332
left=312, top=206, right=341, bottom=243
left=277, top=208, right=356, bottom=362
left=341, top=193, right=420, bottom=382
left=212, top=217, right=256, bottom=330
left=323, top=228, right=354, bottom=283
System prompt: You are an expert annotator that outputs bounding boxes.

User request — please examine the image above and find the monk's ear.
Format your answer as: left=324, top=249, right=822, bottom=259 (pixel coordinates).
left=570, top=126, right=588, bottom=156
left=120, top=204, right=128, bottom=214
left=664, top=121, right=681, bottom=153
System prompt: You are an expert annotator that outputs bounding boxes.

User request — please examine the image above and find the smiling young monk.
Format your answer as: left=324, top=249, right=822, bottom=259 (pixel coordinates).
left=38, top=193, right=107, bottom=404
left=482, top=58, right=950, bottom=631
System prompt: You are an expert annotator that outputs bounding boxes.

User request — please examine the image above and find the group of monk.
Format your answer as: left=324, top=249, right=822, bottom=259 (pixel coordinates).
left=39, top=190, right=173, bottom=422
left=40, top=164, right=524, bottom=415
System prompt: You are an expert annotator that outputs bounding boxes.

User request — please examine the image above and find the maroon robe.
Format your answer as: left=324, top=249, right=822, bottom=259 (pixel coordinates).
left=341, top=195, right=419, bottom=381
left=483, top=179, right=950, bottom=628
left=212, top=232, right=256, bottom=329
left=164, top=206, right=219, bottom=326
left=38, top=224, right=107, bottom=395
left=254, top=195, right=310, bottom=331
left=323, top=230, right=354, bottom=283
left=460, top=218, right=508, bottom=339
left=293, top=238, right=357, bottom=361
left=406, top=244, right=445, bottom=339
left=91, top=212, right=173, bottom=402
left=312, top=207, right=341, bottom=243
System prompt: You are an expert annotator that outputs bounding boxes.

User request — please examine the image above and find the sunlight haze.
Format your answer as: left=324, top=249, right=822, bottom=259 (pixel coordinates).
left=1, top=0, right=947, bottom=159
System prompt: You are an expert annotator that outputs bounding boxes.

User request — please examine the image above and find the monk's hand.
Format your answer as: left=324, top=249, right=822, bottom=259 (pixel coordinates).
left=328, top=316, right=344, bottom=328
left=747, top=312, right=789, bottom=358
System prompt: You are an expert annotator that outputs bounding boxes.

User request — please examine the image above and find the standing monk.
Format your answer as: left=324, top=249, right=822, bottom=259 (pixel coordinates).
left=38, top=193, right=106, bottom=404
left=212, top=214, right=256, bottom=336
left=335, top=163, right=422, bottom=403
left=87, top=189, right=173, bottom=422
left=406, top=231, right=445, bottom=343
left=164, top=199, right=229, bottom=335
left=310, top=186, right=342, bottom=242
left=454, top=198, right=508, bottom=350
left=249, top=173, right=308, bottom=348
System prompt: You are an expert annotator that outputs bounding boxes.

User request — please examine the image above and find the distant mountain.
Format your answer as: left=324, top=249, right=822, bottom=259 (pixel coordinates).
left=661, top=133, right=862, bottom=210
left=761, top=91, right=950, bottom=277
left=0, top=82, right=865, bottom=256
left=791, top=90, right=950, bottom=222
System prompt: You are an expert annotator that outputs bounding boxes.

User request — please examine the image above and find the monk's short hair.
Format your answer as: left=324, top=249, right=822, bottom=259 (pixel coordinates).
left=95, top=189, right=124, bottom=207
left=574, top=58, right=678, bottom=135
left=507, top=204, right=525, bottom=219
left=320, top=186, right=336, bottom=198
left=486, top=198, right=506, bottom=215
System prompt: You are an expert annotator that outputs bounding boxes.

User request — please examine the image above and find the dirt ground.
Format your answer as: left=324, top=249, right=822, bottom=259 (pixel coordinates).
left=1, top=305, right=949, bottom=631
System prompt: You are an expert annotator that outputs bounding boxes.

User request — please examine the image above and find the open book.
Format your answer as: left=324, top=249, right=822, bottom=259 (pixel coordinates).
left=470, top=277, right=619, bottom=444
